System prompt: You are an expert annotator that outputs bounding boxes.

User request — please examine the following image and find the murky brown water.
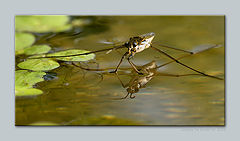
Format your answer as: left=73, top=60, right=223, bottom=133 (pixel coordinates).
left=15, top=16, right=225, bottom=125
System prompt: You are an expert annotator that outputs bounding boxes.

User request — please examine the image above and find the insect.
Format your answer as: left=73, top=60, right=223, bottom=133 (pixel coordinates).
left=33, top=32, right=223, bottom=80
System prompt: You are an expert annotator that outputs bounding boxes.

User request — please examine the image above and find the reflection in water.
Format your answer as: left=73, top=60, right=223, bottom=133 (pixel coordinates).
left=72, top=61, right=158, bottom=99
left=73, top=58, right=222, bottom=100
left=116, top=61, right=157, bottom=99
left=34, top=16, right=112, bottom=47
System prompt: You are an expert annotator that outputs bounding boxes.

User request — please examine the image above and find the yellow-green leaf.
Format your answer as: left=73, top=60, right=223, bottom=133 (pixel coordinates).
left=15, top=86, right=43, bottom=96
left=15, top=70, right=46, bottom=88
left=17, top=59, right=60, bottom=71
left=15, top=32, right=35, bottom=55
left=15, top=15, right=71, bottom=33
left=23, top=45, right=51, bottom=55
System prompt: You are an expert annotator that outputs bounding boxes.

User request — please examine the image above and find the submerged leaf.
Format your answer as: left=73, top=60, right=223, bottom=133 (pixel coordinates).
left=17, top=59, right=60, bottom=71
left=23, top=45, right=51, bottom=55
left=15, top=70, right=46, bottom=88
left=47, top=49, right=95, bottom=61
left=15, top=32, right=35, bottom=54
left=15, top=86, right=43, bottom=96
left=15, top=15, right=71, bottom=33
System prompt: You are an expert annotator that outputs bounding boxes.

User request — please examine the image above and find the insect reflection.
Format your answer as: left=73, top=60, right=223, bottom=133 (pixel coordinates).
left=72, top=60, right=212, bottom=99
left=115, top=61, right=157, bottom=99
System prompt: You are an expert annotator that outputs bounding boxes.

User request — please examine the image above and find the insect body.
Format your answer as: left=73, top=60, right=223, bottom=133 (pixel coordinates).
left=111, top=32, right=155, bottom=74
left=127, top=32, right=155, bottom=55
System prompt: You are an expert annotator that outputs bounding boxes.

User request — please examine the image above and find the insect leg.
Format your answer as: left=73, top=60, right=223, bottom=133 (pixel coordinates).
left=156, top=72, right=203, bottom=77
left=127, top=57, right=143, bottom=75
left=150, top=46, right=223, bottom=80
left=130, top=93, right=136, bottom=99
left=31, top=45, right=126, bottom=59
left=115, top=73, right=127, bottom=88
left=154, top=42, right=193, bottom=54
left=110, top=52, right=128, bottom=73
left=121, top=93, right=130, bottom=99
left=72, top=62, right=114, bottom=71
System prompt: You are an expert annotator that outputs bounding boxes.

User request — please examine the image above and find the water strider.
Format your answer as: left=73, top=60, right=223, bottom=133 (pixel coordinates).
left=70, top=36, right=223, bottom=99
left=32, top=32, right=223, bottom=80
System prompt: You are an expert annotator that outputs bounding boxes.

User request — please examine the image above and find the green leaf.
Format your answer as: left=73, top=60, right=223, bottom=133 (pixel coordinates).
left=47, top=49, right=95, bottom=61
left=15, top=70, right=46, bottom=87
left=15, top=70, right=45, bottom=96
left=15, top=86, right=43, bottom=96
left=15, top=15, right=71, bottom=33
left=23, top=45, right=51, bottom=55
left=17, top=59, right=60, bottom=71
left=15, top=32, right=35, bottom=55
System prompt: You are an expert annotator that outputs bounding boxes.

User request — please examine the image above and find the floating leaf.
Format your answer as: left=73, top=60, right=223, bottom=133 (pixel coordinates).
left=47, top=49, right=95, bottom=61
left=15, top=70, right=45, bottom=96
left=17, top=59, right=60, bottom=71
left=15, top=70, right=46, bottom=87
left=23, top=45, right=51, bottom=55
left=15, top=15, right=71, bottom=33
left=15, top=32, right=35, bottom=55
left=15, top=86, right=43, bottom=96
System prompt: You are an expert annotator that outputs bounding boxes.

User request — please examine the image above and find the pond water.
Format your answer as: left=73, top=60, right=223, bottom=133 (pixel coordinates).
left=15, top=16, right=225, bottom=125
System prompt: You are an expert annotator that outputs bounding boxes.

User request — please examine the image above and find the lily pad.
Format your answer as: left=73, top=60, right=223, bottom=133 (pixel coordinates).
left=15, top=86, right=43, bottom=96
left=23, top=45, right=51, bottom=55
left=15, top=32, right=35, bottom=55
left=17, top=58, right=60, bottom=71
left=15, top=15, right=71, bottom=33
left=15, top=70, right=45, bottom=96
left=15, top=70, right=46, bottom=87
left=47, top=49, right=95, bottom=61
